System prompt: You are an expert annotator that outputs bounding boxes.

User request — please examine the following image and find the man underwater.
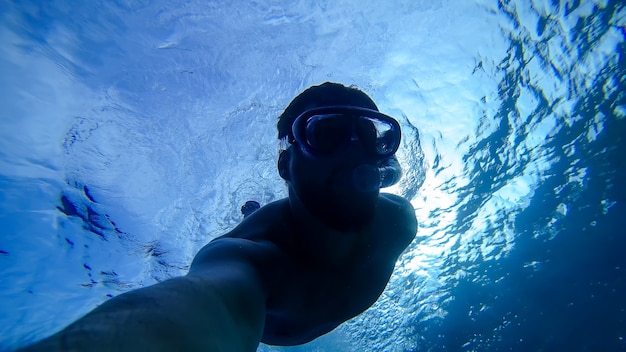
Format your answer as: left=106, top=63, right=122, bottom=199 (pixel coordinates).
left=20, top=82, right=417, bottom=351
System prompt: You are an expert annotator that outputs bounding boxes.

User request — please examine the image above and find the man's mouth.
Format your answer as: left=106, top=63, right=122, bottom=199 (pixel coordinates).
left=331, top=164, right=380, bottom=194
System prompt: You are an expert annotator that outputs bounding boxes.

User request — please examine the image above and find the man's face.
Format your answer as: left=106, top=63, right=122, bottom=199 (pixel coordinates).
left=287, top=126, right=383, bottom=231
left=281, top=103, right=401, bottom=230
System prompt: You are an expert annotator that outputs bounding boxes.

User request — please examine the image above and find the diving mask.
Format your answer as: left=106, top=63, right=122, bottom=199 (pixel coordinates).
left=290, top=106, right=401, bottom=158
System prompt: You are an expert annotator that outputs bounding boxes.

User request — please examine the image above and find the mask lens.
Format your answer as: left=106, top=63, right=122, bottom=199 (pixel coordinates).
left=292, top=107, right=401, bottom=157
left=357, top=116, right=398, bottom=155
left=305, top=114, right=350, bottom=153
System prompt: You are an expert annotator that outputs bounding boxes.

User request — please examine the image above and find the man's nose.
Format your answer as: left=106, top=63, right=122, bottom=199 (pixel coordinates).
left=339, top=140, right=373, bottom=162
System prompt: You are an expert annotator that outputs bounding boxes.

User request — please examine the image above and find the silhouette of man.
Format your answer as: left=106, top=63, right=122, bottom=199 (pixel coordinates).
left=20, top=82, right=417, bottom=351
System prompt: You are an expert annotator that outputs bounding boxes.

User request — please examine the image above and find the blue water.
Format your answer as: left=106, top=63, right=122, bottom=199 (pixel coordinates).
left=1, top=0, right=624, bottom=351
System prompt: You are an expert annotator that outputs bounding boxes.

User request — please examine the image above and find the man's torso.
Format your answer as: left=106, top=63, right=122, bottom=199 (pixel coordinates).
left=210, top=194, right=416, bottom=345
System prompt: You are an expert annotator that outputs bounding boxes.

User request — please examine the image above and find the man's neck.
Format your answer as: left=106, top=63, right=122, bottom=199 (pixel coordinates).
left=287, top=189, right=366, bottom=266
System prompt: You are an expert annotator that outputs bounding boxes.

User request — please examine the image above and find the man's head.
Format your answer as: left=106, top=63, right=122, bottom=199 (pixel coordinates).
left=277, top=82, right=401, bottom=230
left=277, top=82, right=379, bottom=143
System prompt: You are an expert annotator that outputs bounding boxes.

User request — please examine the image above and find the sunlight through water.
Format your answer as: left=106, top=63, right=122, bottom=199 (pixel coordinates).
left=1, top=0, right=624, bottom=351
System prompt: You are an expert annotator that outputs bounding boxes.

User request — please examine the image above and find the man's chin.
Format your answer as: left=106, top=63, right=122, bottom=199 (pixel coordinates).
left=319, top=193, right=378, bottom=231
left=296, top=182, right=379, bottom=231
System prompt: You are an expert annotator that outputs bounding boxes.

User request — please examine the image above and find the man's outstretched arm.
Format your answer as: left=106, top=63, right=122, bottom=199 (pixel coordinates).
left=18, top=239, right=269, bottom=352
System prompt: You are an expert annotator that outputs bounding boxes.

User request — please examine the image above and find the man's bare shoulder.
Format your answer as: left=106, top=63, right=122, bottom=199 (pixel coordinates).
left=379, top=192, right=412, bottom=209
left=225, top=198, right=291, bottom=240
left=189, top=199, right=291, bottom=282
left=377, top=193, right=418, bottom=248
left=192, top=237, right=278, bottom=265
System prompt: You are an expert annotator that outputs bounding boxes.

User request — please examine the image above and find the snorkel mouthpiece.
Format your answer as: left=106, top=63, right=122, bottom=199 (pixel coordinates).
left=378, top=156, right=402, bottom=188
left=344, top=157, right=403, bottom=193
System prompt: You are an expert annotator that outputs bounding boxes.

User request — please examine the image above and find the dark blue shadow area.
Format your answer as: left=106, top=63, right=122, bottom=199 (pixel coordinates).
left=408, top=68, right=626, bottom=350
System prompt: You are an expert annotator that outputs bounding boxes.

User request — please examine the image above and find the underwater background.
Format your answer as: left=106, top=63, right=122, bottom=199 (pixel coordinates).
left=1, top=0, right=624, bottom=350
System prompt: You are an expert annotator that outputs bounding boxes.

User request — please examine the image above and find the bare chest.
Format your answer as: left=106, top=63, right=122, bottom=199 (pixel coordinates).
left=262, top=247, right=396, bottom=343
left=290, top=258, right=393, bottom=317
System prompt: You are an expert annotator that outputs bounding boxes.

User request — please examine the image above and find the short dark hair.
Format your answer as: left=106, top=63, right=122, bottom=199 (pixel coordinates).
left=277, top=82, right=379, bottom=141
